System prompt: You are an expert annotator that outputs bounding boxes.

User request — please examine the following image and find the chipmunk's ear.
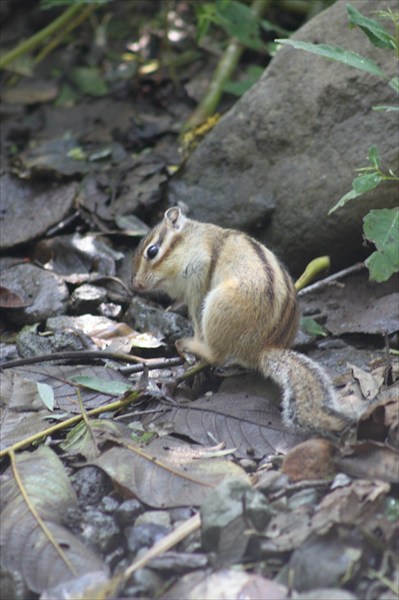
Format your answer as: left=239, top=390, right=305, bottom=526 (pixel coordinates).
left=164, top=207, right=186, bottom=231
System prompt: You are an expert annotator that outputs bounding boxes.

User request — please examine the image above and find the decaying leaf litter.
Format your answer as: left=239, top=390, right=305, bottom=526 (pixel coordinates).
left=0, top=2, right=398, bottom=599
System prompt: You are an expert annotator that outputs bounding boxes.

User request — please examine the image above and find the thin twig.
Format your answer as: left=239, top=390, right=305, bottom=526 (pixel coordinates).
left=266, top=478, right=332, bottom=501
left=119, top=356, right=183, bottom=374
left=0, top=350, right=146, bottom=370
left=0, top=4, right=89, bottom=69
left=82, top=513, right=201, bottom=599
left=124, top=513, right=201, bottom=576
left=33, top=4, right=97, bottom=65
left=184, top=0, right=270, bottom=131
left=297, top=262, right=366, bottom=297
left=1, top=352, right=184, bottom=372
left=176, top=360, right=208, bottom=383
left=0, top=390, right=141, bottom=458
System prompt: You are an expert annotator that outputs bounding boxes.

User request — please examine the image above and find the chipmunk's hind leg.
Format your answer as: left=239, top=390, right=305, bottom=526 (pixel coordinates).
left=200, top=280, right=255, bottom=366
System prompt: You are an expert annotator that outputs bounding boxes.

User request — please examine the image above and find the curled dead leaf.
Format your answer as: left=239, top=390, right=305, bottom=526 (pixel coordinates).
left=282, top=439, right=336, bottom=482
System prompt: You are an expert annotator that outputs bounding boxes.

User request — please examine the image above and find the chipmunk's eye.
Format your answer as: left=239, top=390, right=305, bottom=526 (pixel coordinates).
left=146, top=244, right=159, bottom=260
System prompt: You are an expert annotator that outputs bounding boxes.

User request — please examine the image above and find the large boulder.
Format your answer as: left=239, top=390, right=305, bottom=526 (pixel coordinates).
left=168, top=0, right=398, bottom=275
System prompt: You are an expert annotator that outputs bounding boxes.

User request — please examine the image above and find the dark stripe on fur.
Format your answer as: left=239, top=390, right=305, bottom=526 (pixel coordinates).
left=154, top=232, right=183, bottom=265
left=206, top=235, right=224, bottom=291
left=268, top=268, right=298, bottom=347
left=246, top=237, right=275, bottom=305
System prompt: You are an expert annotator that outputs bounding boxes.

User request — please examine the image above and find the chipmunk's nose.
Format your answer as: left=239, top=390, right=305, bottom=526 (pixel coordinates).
left=131, top=282, right=141, bottom=291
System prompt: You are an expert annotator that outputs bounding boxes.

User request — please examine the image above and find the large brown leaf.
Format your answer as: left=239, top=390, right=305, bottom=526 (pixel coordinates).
left=93, top=436, right=249, bottom=508
left=147, top=390, right=307, bottom=459
left=0, top=446, right=107, bottom=594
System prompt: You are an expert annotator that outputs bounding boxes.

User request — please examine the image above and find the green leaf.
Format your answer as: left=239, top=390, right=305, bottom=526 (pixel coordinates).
left=61, top=419, right=125, bottom=457
left=36, top=382, right=55, bottom=411
left=300, top=317, right=328, bottom=338
left=346, top=3, right=396, bottom=50
left=71, top=376, right=132, bottom=395
left=363, top=208, right=399, bottom=282
left=329, top=171, right=382, bottom=214
left=67, top=146, right=86, bottom=160
left=368, top=145, right=380, bottom=169
left=329, top=188, right=361, bottom=214
left=195, top=3, right=217, bottom=41
left=261, top=19, right=290, bottom=37
left=223, top=65, right=263, bottom=96
left=215, top=0, right=263, bottom=50
left=71, top=66, right=109, bottom=97
left=276, top=39, right=386, bottom=78
left=372, top=104, right=399, bottom=112
left=223, top=79, right=255, bottom=96
left=352, top=172, right=382, bottom=193
left=389, top=76, right=399, bottom=93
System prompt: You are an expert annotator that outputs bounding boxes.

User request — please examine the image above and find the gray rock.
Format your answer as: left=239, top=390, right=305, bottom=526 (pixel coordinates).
left=69, top=283, right=107, bottom=314
left=125, top=523, right=170, bottom=553
left=80, top=507, right=121, bottom=553
left=114, top=499, right=145, bottom=526
left=283, top=532, right=361, bottom=591
left=73, top=466, right=113, bottom=506
left=168, top=0, right=398, bottom=274
left=16, top=330, right=88, bottom=358
left=127, top=295, right=193, bottom=342
left=200, top=478, right=274, bottom=564
left=1, top=263, right=69, bottom=324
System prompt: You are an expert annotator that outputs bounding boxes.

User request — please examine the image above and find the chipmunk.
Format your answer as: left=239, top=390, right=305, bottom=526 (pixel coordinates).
left=132, top=207, right=349, bottom=436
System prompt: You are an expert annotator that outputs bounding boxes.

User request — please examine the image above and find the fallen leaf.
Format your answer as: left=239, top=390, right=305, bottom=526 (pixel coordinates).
left=92, top=436, right=249, bottom=508
left=10, top=364, right=135, bottom=413
left=312, top=479, right=390, bottom=533
left=0, top=285, right=31, bottom=308
left=0, top=372, right=54, bottom=451
left=282, top=439, right=336, bottom=482
left=337, top=442, right=398, bottom=483
left=357, top=382, right=399, bottom=443
left=2, top=79, right=59, bottom=104
left=146, top=386, right=307, bottom=459
left=0, top=446, right=107, bottom=594
left=300, top=272, right=398, bottom=336
left=0, top=174, right=77, bottom=250
left=350, top=363, right=383, bottom=400
left=33, top=233, right=122, bottom=281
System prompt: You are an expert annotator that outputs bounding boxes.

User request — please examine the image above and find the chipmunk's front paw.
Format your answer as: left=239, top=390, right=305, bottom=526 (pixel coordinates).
left=175, top=337, right=197, bottom=364
left=176, top=337, right=214, bottom=364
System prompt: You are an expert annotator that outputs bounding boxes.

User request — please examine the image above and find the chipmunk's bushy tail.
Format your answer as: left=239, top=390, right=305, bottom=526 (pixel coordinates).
left=259, top=348, right=349, bottom=435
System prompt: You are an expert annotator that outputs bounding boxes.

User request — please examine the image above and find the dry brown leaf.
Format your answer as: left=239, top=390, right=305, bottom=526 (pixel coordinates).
left=92, top=436, right=249, bottom=508
left=350, top=363, right=384, bottom=401
left=357, top=382, right=399, bottom=443
left=148, top=389, right=307, bottom=459
left=0, top=446, right=107, bottom=594
left=0, top=175, right=77, bottom=251
left=336, top=442, right=398, bottom=483
left=0, top=284, right=31, bottom=308
left=281, top=439, right=336, bottom=482
left=263, top=507, right=314, bottom=552
left=0, top=372, right=54, bottom=451
left=10, top=364, right=133, bottom=413
left=312, top=479, right=390, bottom=534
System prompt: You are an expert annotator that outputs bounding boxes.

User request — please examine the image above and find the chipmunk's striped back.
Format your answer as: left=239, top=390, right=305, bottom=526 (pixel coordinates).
left=132, top=208, right=347, bottom=435
left=132, top=207, right=299, bottom=362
